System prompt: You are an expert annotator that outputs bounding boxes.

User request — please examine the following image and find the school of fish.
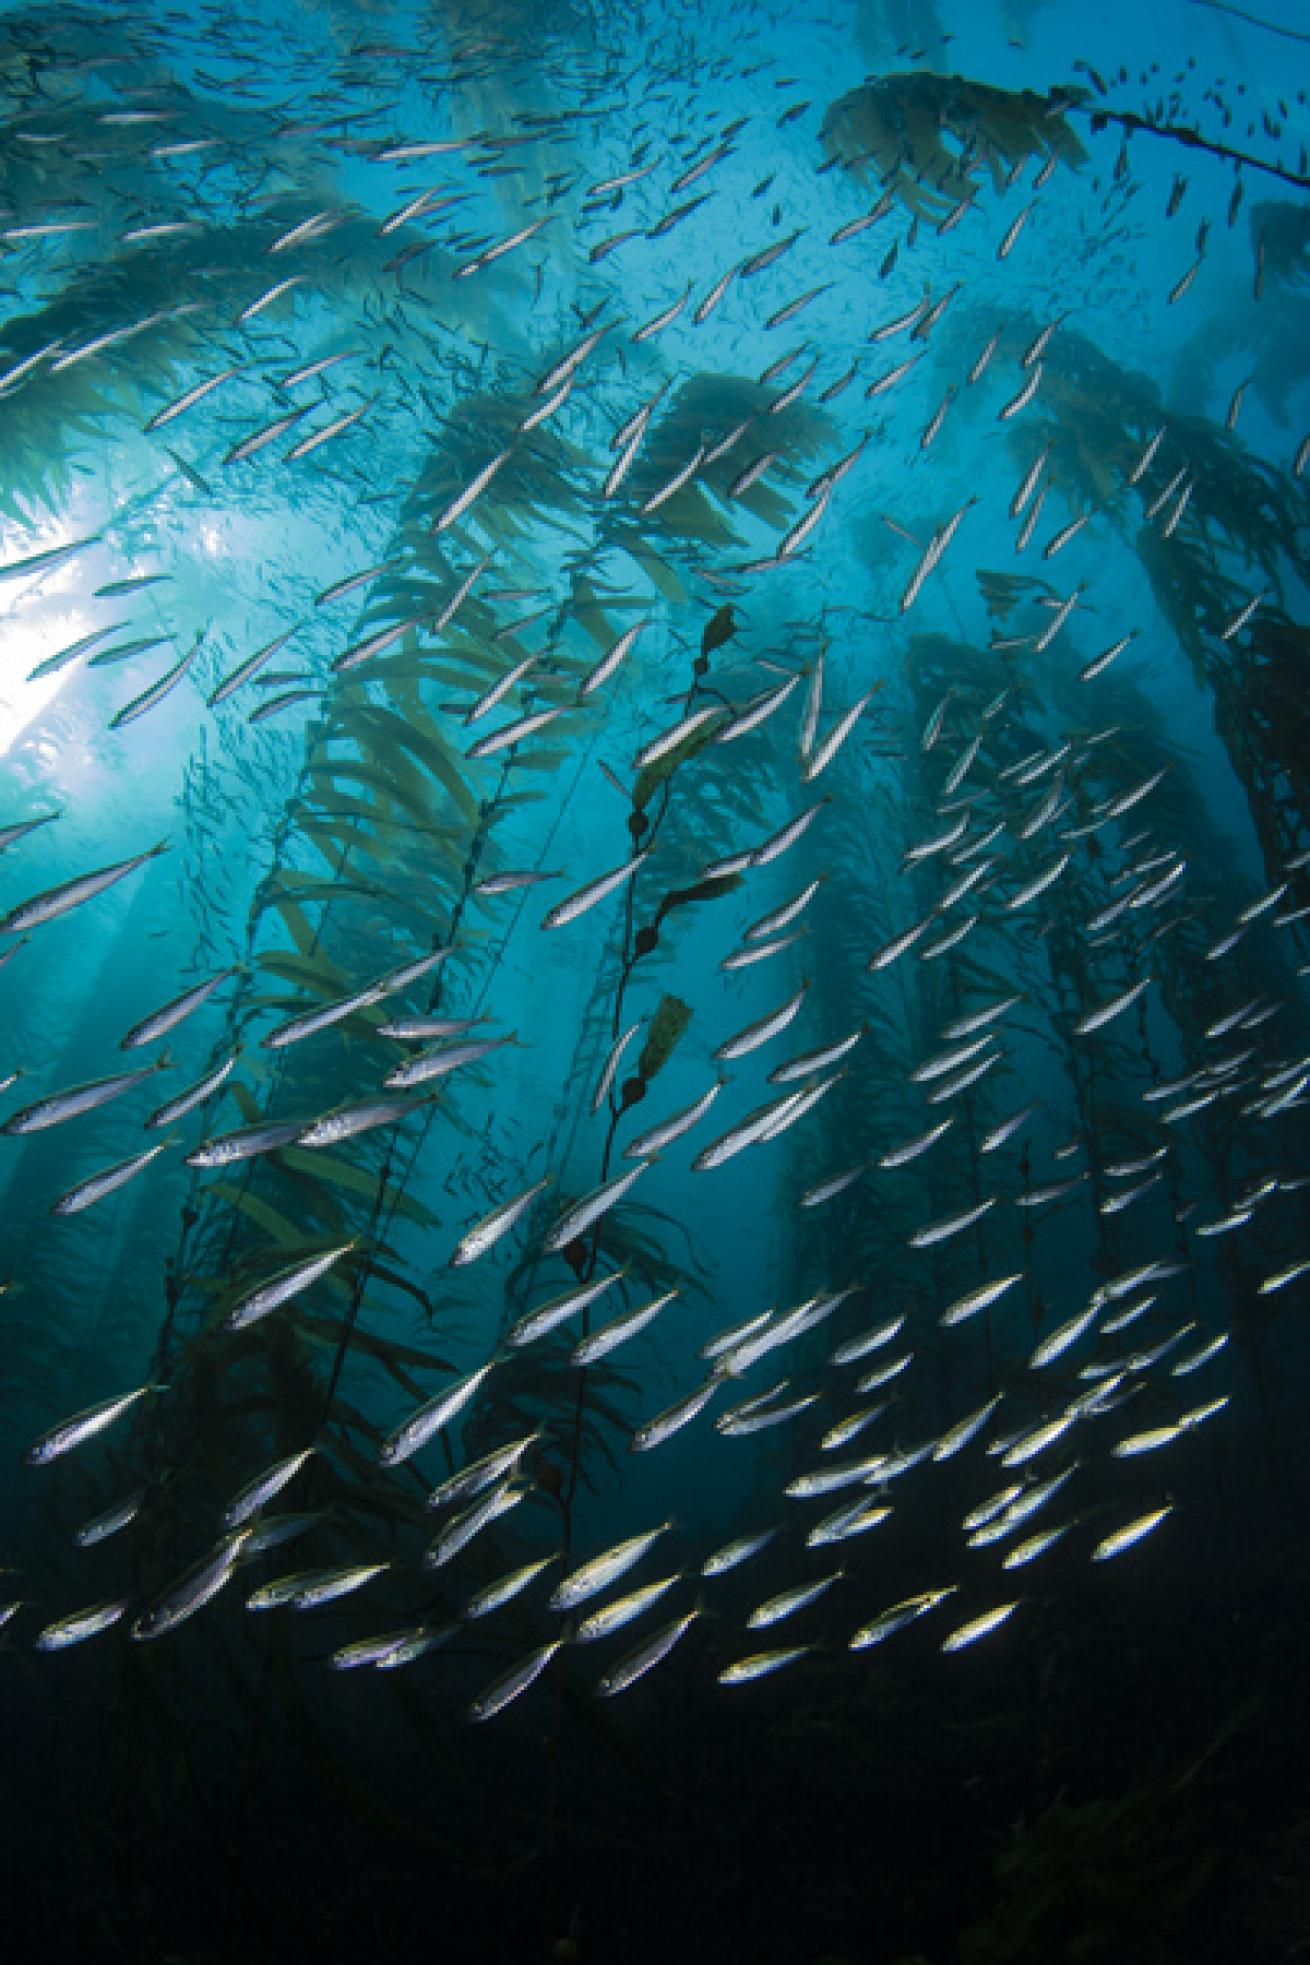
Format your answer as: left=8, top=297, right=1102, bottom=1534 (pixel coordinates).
left=0, top=0, right=1307, bottom=1735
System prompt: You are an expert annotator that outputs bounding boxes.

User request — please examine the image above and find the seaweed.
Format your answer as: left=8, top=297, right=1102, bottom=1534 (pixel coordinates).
left=821, top=73, right=1087, bottom=220
left=1250, top=197, right=1310, bottom=287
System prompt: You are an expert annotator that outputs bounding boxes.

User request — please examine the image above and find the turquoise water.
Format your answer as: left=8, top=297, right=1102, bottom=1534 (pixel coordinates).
left=1, top=1, right=1308, bottom=1958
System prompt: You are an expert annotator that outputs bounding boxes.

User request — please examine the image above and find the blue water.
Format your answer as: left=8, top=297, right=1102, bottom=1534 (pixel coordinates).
left=0, top=0, right=1308, bottom=1958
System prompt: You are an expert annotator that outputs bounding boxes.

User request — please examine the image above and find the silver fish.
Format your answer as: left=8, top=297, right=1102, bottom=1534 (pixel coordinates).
left=623, top=1080, right=722, bottom=1160
left=464, top=649, right=541, bottom=726
left=422, top=1477, right=526, bottom=1572
left=593, top=1020, right=643, bottom=1115
left=1075, top=977, right=1153, bottom=1036
left=131, top=1530, right=251, bottom=1641
left=851, top=1586, right=956, bottom=1650
left=248, top=1563, right=387, bottom=1612
left=719, top=1645, right=810, bottom=1685
left=999, top=363, right=1042, bottom=420
left=452, top=1175, right=552, bottom=1268
left=573, top=1572, right=682, bottom=1643
left=868, top=912, right=935, bottom=970
left=641, top=443, right=707, bottom=517
left=0, top=840, right=168, bottom=936
left=702, top=1529, right=777, bottom=1578
left=433, top=448, right=514, bottom=534
left=941, top=1602, right=1020, bottom=1652
left=454, top=214, right=551, bottom=279
left=262, top=982, right=385, bottom=1050
left=426, top=1431, right=540, bottom=1512
left=26, top=1384, right=160, bottom=1466
left=297, top=1095, right=424, bottom=1150
left=570, top=1288, right=678, bottom=1366
left=223, top=1448, right=316, bottom=1528
left=223, top=1244, right=355, bottom=1332
left=717, top=674, right=800, bottom=744
left=1002, top=1416, right=1075, bottom=1467
left=329, top=1631, right=417, bottom=1671
left=550, top=1523, right=673, bottom=1614
left=378, top=1016, right=481, bottom=1041
left=747, top=1571, right=841, bottom=1630
left=186, top=1118, right=304, bottom=1168
left=933, top=1397, right=1003, bottom=1462
left=35, top=1597, right=131, bottom=1652
left=1091, top=1505, right=1173, bottom=1561
left=285, top=396, right=376, bottom=463
left=746, top=879, right=824, bottom=943
left=1029, top=1301, right=1101, bottom=1367
left=5, top=1057, right=168, bottom=1136
left=52, top=1141, right=171, bottom=1216
left=121, top=968, right=237, bottom=1049
left=543, top=1162, right=648, bottom=1253
left=633, top=283, right=693, bottom=342
left=74, top=1487, right=147, bottom=1548
left=581, top=621, right=648, bottom=698
left=541, top=854, right=648, bottom=930
left=224, top=402, right=312, bottom=465
left=803, top=688, right=878, bottom=783
left=0, top=812, right=60, bottom=853
left=718, top=1389, right=821, bottom=1436
left=209, top=629, right=299, bottom=705
left=145, top=365, right=240, bottom=432
left=910, top=1199, right=996, bottom=1250
left=714, top=982, right=808, bottom=1062
left=384, top=1034, right=514, bottom=1090
left=465, top=1557, right=558, bottom=1621
left=147, top=1053, right=237, bottom=1130
left=769, top=1025, right=864, bottom=1083
left=507, top=1266, right=627, bottom=1348
left=1002, top=1525, right=1072, bottom=1569
left=596, top=1608, right=699, bottom=1696
left=379, top=1361, right=496, bottom=1469
left=632, top=1373, right=725, bottom=1452
left=751, top=798, right=829, bottom=867
left=939, top=1274, right=1022, bottom=1330
left=805, top=1493, right=893, bottom=1546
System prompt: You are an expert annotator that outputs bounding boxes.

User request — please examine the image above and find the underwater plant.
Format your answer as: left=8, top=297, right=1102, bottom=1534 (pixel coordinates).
left=820, top=74, right=1088, bottom=220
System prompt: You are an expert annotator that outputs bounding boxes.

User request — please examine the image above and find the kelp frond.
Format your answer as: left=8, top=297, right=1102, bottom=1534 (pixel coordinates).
left=821, top=73, right=1087, bottom=219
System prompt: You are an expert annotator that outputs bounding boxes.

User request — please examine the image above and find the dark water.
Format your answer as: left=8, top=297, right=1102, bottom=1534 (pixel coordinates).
left=1, top=0, right=1309, bottom=1959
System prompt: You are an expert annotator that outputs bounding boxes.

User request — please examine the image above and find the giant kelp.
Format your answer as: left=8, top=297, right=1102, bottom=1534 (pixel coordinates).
left=1251, top=198, right=1310, bottom=287
left=820, top=72, right=1087, bottom=219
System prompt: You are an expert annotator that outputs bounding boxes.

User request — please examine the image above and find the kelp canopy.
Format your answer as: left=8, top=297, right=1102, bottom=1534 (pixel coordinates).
left=1251, top=197, right=1310, bottom=285
left=820, top=72, right=1088, bottom=216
